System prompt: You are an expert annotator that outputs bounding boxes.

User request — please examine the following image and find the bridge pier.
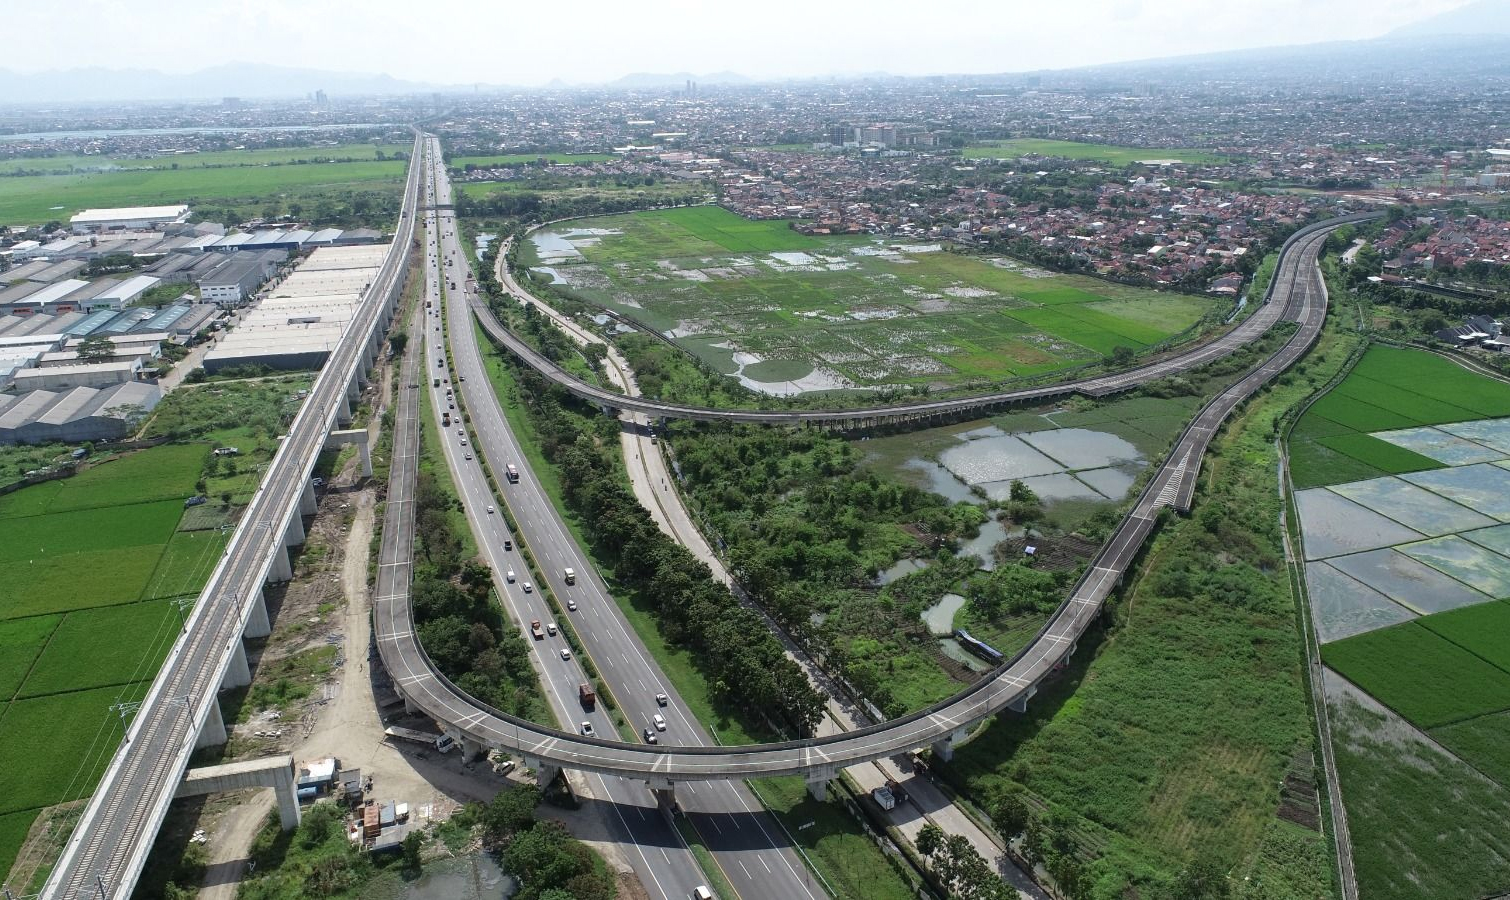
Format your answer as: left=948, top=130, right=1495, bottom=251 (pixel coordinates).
left=222, top=641, right=251, bottom=690
left=1008, top=685, right=1037, bottom=714
left=178, top=755, right=301, bottom=830
left=459, top=736, right=484, bottom=761
left=283, top=510, right=305, bottom=547
left=300, top=480, right=318, bottom=517
left=335, top=397, right=353, bottom=427
left=244, top=589, right=271, bottom=639
left=930, top=726, right=970, bottom=763
left=524, top=757, right=560, bottom=788
left=267, top=545, right=293, bottom=584
left=326, top=429, right=373, bottom=478
left=805, top=767, right=836, bottom=802
left=195, top=698, right=228, bottom=750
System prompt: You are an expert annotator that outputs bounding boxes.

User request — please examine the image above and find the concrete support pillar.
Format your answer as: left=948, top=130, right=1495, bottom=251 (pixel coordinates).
left=526, top=758, right=560, bottom=788
left=244, top=589, right=271, bottom=639
left=336, top=397, right=353, bottom=427
left=931, top=727, right=969, bottom=763
left=403, top=695, right=418, bottom=716
left=273, top=765, right=302, bottom=830
left=267, top=546, right=293, bottom=584
left=196, top=698, right=228, bottom=750
left=222, top=640, right=251, bottom=690
left=460, top=737, right=483, bottom=761
left=283, top=511, right=305, bottom=548
left=300, top=481, right=318, bottom=517
left=648, top=785, right=677, bottom=811
left=347, top=376, right=362, bottom=401
left=805, top=769, right=835, bottom=802
left=357, top=441, right=373, bottom=478
left=1008, top=685, right=1037, bottom=715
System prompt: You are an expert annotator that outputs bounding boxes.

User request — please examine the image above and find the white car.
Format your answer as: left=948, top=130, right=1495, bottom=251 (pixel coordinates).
left=653, top=714, right=666, bottom=732
left=580, top=721, right=594, bottom=737
left=522, top=582, right=533, bottom=593
left=486, top=505, right=494, bottom=514
left=559, top=648, right=572, bottom=661
left=567, top=599, right=578, bottom=611
left=655, top=692, right=668, bottom=707
left=546, top=622, right=558, bottom=636
left=506, top=570, right=516, bottom=582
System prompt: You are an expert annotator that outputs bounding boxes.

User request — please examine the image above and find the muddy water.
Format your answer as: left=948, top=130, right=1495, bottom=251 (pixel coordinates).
left=386, top=853, right=517, bottom=900
left=921, top=592, right=967, bottom=634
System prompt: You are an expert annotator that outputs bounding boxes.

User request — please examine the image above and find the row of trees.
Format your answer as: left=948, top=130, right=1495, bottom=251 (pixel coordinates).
left=411, top=466, right=548, bottom=722
left=475, top=785, right=616, bottom=900
left=492, top=341, right=826, bottom=734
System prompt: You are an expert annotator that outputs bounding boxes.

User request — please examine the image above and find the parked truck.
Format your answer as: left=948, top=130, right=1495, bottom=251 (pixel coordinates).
left=578, top=683, right=596, bottom=711
left=383, top=726, right=457, bottom=754
left=506, top=464, right=520, bottom=484
left=530, top=619, right=545, bottom=640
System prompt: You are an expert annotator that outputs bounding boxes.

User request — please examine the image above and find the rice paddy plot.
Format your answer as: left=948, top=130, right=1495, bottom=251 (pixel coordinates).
left=141, top=529, right=231, bottom=600
left=1328, top=476, right=1494, bottom=536
left=1326, top=548, right=1491, bottom=615
left=1418, top=600, right=1510, bottom=673
left=1373, top=425, right=1507, bottom=465
left=17, top=600, right=179, bottom=698
left=1306, top=562, right=1417, bottom=644
left=1402, top=464, right=1510, bottom=521
left=0, top=810, right=38, bottom=890
left=1322, top=623, right=1510, bottom=728
left=0, top=499, right=183, bottom=562
left=1441, top=418, right=1510, bottom=456
left=0, top=682, right=150, bottom=816
left=44, top=444, right=206, bottom=513
left=1294, top=489, right=1423, bottom=560
left=0, top=615, right=61, bottom=698
left=1431, top=710, right=1510, bottom=786
left=1, top=545, right=167, bottom=619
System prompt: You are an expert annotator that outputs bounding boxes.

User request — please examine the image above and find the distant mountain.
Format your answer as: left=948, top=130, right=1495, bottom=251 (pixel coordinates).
left=1390, top=0, right=1510, bottom=36
left=0, top=62, right=452, bottom=104
left=603, top=71, right=751, bottom=89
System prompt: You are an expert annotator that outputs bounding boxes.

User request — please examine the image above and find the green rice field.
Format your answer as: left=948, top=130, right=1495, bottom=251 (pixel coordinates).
left=452, top=152, right=613, bottom=167
left=0, top=144, right=407, bottom=176
left=961, top=139, right=1231, bottom=166
left=0, top=156, right=405, bottom=224
left=1325, top=600, right=1510, bottom=787
left=0, top=442, right=226, bottom=883
left=1289, top=346, right=1510, bottom=488
left=528, top=206, right=1213, bottom=393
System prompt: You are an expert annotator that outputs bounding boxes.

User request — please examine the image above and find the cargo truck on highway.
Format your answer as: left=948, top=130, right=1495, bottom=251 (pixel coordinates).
left=578, top=683, right=596, bottom=710
left=506, top=464, right=519, bottom=483
left=563, top=568, right=576, bottom=585
left=530, top=620, right=545, bottom=640
left=441, top=412, right=450, bottom=427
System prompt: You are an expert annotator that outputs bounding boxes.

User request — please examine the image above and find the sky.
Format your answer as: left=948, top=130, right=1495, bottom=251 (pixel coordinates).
left=5, top=0, right=1477, bottom=85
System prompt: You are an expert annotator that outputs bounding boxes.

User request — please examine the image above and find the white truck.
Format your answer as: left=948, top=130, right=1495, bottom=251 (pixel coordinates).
left=384, top=726, right=456, bottom=754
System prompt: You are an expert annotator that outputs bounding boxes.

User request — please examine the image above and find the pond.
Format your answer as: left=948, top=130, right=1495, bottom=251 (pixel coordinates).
left=956, top=518, right=1016, bottom=571
left=876, top=557, right=930, bottom=585
left=920, top=592, right=967, bottom=635
left=371, top=852, right=517, bottom=900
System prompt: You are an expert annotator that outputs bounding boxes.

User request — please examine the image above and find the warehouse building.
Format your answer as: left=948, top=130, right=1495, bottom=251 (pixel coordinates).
left=202, top=244, right=386, bottom=374
left=70, top=205, right=191, bottom=233
left=198, top=250, right=287, bottom=305
left=90, top=275, right=162, bottom=310
left=12, top=359, right=143, bottom=391
left=0, top=381, right=161, bottom=444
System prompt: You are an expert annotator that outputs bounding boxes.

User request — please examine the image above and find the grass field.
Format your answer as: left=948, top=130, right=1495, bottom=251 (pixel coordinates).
left=0, top=499, right=181, bottom=561
left=529, top=206, right=1212, bottom=393
left=962, top=139, right=1230, bottom=165
left=0, top=158, right=405, bottom=224
left=0, top=682, right=150, bottom=817
left=0, top=616, right=60, bottom=697
left=1289, top=345, right=1510, bottom=488
left=452, top=152, right=613, bottom=167
left=0, top=144, right=407, bottom=176
left=44, top=444, right=205, bottom=512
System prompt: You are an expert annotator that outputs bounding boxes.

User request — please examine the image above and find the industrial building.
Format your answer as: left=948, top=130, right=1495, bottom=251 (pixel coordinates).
left=198, top=250, right=287, bottom=305
left=0, top=381, right=161, bottom=444
left=69, top=205, right=191, bottom=233
left=202, top=244, right=386, bottom=374
left=13, top=359, right=143, bottom=391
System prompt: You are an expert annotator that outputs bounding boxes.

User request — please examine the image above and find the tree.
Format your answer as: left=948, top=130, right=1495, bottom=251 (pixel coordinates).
left=389, top=331, right=408, bottom=356
left=1109, top=345, right=1136, bottom=366
left=916, top=822, right=945, bottom=858
left=990, top=793, right=1029, bottom=839
left=77, top=334, right=115, bottom=363
left=401, top=830, right=424, bottom=871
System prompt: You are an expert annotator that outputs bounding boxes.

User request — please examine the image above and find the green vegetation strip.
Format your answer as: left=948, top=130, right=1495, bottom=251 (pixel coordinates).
left=961, top=139, right=1231, bottom=166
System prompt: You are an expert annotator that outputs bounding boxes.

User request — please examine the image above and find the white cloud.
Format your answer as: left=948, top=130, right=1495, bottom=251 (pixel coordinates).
left=4, top=0, right=1474, bottom=85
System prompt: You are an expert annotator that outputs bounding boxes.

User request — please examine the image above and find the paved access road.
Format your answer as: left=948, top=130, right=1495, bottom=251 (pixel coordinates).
left=381, top=138, right=825, bottom=900
left=43, top=134, right=426, bottom=900
left=358, top=203, right=1378, bottom=784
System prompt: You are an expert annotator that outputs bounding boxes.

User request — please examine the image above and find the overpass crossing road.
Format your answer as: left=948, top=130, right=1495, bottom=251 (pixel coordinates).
left=42, top=135, right=426, bottom=900
left=376, top=166, right=1376, bottom=781
left=485, top=211, right=1377, bottom=426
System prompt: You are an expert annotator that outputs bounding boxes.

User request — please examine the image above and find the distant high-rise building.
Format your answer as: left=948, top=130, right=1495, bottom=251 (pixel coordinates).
left=314, top=89, right=329, bottom=106
left=826, top=124, right=850, bottom=146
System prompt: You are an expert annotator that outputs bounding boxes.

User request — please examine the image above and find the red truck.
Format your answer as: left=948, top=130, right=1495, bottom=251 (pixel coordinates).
left=578, top=683, right=596, bottom=711
left=530, top=620, right=544, bottom=640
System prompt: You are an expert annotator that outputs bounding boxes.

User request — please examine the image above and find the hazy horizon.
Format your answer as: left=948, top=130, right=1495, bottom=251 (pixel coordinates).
left=4, top=0, right=1485, bottom=87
